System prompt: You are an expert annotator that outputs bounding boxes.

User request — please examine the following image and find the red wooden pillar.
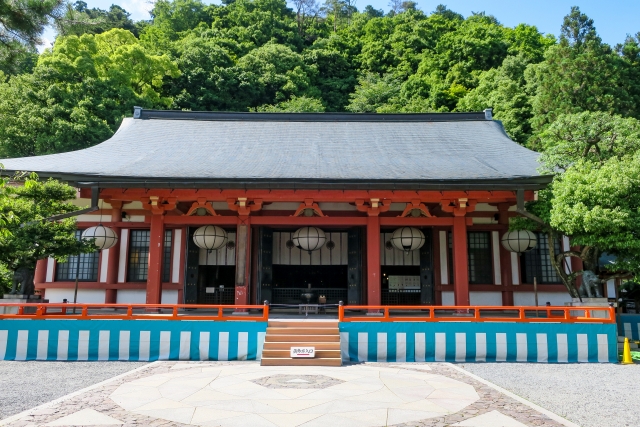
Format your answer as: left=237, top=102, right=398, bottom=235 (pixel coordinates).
left=367, top=215, right=381, bottom=306
left=497, top=204, right=514, bottom=306
left=105, top=201, right=122, bottom=304
left=34, top=259, right=47, bottom=285
left=452, top=216, right=470, bottom=306
left=235, top=217, right=251, bottom=305
left=146, top=213, right=165, bottom=304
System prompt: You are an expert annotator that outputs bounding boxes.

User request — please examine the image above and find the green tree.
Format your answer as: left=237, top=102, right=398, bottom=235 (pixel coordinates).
left=256, top=95, right=325, bottom=111
left=513, top=112, right=640, bottom=297
left=526, top=7, right=636, bottom=136
left=346, top=72, right=400, bottom=112
left=0, top=0, right=65, bottom=72
left=457, top=55, right=533, bottom=144
left=0, top=29, right=179, bottom=157
left=57, top=2, right=140, bottom=37
left=0, top=175, right=93, bottom=291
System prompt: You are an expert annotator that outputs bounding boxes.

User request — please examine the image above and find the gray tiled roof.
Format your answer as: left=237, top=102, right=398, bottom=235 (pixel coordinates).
left=0, top=110, right=548, bottom=190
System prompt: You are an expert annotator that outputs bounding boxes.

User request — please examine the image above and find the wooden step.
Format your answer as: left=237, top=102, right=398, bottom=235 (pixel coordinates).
left=263, top=342, right=340, bottom=350
left=261, top=357, right=343, bottom=367
left=265, top=334, right=340, bottom=342
left=268, top=321, right=339, bottom=328
left=266, top=327, right=338, bottom=335
left=262, top=349, right=341, bottom=358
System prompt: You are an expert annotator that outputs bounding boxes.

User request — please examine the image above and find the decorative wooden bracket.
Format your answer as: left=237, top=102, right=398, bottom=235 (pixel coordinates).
left=398, top=199, right=432, bottom=218
left=356, top=198, right=391, bottom=217
left=141, top=196, right=178, bottom=215
left=227, top=197, right=263, bottom=216
left=440, top=198, right=477, bottom=217
left=186, top=198, right=218, bottom=216
left=292, top=199, right=325, bottom=217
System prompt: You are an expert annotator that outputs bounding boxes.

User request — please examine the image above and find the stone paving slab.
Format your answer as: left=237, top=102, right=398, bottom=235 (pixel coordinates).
left=0, top=362, right=574, bottom=427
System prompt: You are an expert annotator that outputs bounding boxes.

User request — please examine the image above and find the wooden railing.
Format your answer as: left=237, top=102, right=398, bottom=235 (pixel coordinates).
left=339, top=305, right=616, bottom=323
left=0, top=303, right=269, bottom=321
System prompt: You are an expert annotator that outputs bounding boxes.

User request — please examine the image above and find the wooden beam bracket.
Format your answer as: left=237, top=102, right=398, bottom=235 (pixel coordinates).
left=186, top=197, right=218, bottom=216
left=398, top=199, right=432, bottom=218
left=292, top=199, right=325, bottom=217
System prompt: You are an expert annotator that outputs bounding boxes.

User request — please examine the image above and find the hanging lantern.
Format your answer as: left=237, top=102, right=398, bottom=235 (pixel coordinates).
left=501, top=230, right=537, bottom=253
left=292, top=227, right=326, bottom=252
left=390, top=227, right=425, bottom=252
left=82, top=225, right=118, bottom=250
left=193, top=225, right=228, bottom=251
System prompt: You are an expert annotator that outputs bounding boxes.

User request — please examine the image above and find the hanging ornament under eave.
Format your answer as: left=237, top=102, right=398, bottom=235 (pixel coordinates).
left=501, top=230, right=537, bottom=253
left=193, top=225, right=228, bottom=251
left=390, top=227, right=425, bottom=253
left=292, top=226, right=326, bottom=253
left=82, top=225, right=118, bottom=250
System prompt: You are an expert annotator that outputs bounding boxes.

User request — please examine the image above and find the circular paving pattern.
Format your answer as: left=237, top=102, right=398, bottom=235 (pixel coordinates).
left=251, top=374, right=345, bottom=389
left=109, top=364, right=480, bottom=426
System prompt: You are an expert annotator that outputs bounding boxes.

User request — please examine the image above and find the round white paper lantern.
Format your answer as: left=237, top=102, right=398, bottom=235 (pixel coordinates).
left=501, top=230, right=537, bottom=253
left=292, top=227, right=326, bottom=252
left=193, top=225, right=228, bottom=251
left=81, top=225, right=118, bottom=250
left=390, top=227, right=425, bottom=252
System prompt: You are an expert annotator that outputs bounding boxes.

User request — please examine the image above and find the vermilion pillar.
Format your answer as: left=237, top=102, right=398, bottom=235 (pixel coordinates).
left=367, top=216, right=381, bottom=306
left=452, top=216, right=470, bottom=306
left=146, top=213, right=165, bottom=304
left=105, top=201, right=122, bottom=304
left=235, top=217, right=251, bottom=305
left=34, top=259, right=47, bottom=285
left=498, top=204, right=514, bottom=306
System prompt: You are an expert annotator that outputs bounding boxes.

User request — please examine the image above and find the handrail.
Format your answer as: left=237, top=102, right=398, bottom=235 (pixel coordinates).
left=0, top=303, right=269, bottom=321
left=339, top=305, right=616, bottom=323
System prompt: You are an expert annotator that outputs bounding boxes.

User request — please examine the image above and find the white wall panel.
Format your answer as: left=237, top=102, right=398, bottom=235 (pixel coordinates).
left=469, top=291, right=503, bottom=306
left=117, top=229, right=129, bottom=283
left=513, top=291, right=572, bottom=307
left=45, top=288, right=106, bottom=303
left=116, top=289, right=146, bottom=304
left=46, top=258, right=55, bottom=282
left=441, top=291, right=454, bottom=306
left=439, top=231, right=448, bottom=285
left=511, top=252, right=520, bottom=285
left=171, top=229, right=182, bottom=283
left=162, top=290, right=179, bottom=304
left=492, top=231, right=501, bottom=285
left=99, top=249, right=109, bottom=283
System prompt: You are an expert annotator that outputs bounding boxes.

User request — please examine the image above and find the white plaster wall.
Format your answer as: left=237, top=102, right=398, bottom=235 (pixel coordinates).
left=116, top=289, right=146, bottom=304
left=77, top=214, right=111, bottom=222
left=513, top=291, right=572, bottom=307
left=469, top=291, right=503, bottom=306
left=162, top=290, right=179, bottom=304
left=441, top=291, right=454, bottom=306
left=45, top=288, right=106, bottom=303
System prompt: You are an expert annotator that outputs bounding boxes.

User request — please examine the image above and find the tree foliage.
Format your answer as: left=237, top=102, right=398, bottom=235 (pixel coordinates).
left=0, top=175, right=93, bottom=278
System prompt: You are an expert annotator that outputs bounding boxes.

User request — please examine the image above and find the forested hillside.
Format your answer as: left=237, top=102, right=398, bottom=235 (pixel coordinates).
left=0, top=1, right=638, bottom=157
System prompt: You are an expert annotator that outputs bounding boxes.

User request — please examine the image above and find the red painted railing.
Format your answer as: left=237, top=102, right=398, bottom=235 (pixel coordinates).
left=0, top=303, right=269, bottom=321
left=339, top=305, right=616, bottom=323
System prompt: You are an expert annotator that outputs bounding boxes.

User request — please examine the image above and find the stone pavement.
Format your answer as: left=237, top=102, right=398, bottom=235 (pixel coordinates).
left=1, top=362, right=574, bottom=427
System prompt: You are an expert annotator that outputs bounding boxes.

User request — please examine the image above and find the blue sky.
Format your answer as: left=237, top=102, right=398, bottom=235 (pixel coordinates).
left=40, top=0, right=639, bottom=49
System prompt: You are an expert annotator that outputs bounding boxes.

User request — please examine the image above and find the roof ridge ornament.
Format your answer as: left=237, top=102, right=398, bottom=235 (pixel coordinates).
left=484, top=108, right=493, bottom=120
left=133, top=106, right=142, bottom=119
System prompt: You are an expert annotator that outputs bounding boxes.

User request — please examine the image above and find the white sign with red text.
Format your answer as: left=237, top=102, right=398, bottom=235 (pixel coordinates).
left=290, top=347, right=315, bottom=358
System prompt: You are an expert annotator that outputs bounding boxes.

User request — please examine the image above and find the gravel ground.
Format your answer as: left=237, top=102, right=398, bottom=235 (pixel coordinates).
left=0, top=361, right=148, bottom=420
left=460, top=363, right=640, bottom=427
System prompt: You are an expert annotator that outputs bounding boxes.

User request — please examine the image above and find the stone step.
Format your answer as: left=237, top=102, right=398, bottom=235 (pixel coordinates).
left=262, top=349, right=341, bottom=358
left=268, top=321, right=339, bottom=328
left=266, top=327, right=339, bottom=335
left=265, top=334, right=340, bottom=342
left=260, top=357, right=343, bottom=367
left=263, top=342, right=341, bottom=350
